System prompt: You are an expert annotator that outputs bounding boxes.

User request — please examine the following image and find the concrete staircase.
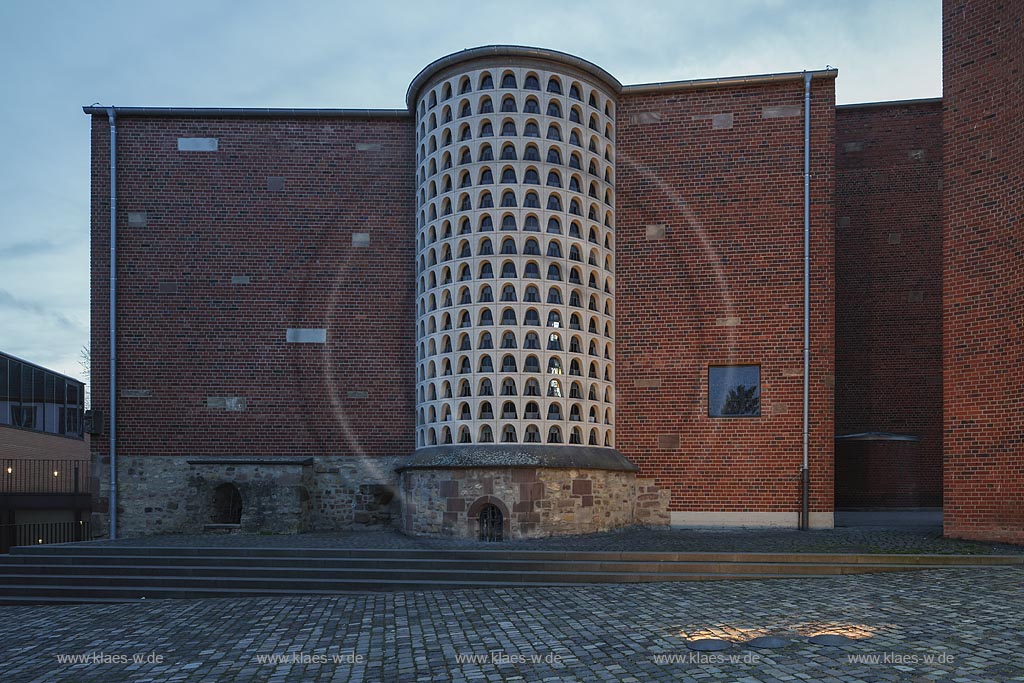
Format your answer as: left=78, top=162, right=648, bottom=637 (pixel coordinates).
left=1, top=544, right=1021, bottom=604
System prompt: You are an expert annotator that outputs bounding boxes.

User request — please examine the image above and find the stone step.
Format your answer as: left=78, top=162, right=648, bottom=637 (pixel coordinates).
left=0, top=559, right=928, bottom=578
left=9, top=545, right=1023, bottom=565
left=0, top=571, right=820, bottom=604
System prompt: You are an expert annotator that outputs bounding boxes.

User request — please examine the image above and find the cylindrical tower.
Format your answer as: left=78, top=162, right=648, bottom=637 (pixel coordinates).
left=410, top=48, right=619, bottom=453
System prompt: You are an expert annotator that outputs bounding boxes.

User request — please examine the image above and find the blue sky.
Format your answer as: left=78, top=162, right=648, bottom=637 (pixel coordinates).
left=0, top=0, right=940, bottom=385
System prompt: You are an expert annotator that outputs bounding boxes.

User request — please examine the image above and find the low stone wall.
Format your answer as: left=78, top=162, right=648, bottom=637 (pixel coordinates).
left=400, top=467, right=670, bottom=539
left=89, top=454, right=667, bottom=540
left=90, top=454, right=404, bottom=539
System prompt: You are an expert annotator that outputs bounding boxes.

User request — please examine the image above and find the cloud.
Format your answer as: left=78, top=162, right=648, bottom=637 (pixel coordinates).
left=0, top=240, right=61, bottom=259
left=0, top=288, right=84, bottom=333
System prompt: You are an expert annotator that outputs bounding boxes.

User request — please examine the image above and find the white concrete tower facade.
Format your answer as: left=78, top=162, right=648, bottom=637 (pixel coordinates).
left=410, top=48, right=619, bottom=454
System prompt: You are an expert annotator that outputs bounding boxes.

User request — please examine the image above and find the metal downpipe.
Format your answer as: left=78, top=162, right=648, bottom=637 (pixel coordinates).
left=106, top=106, right=118, bottom=540
left=800, top=74, right=812, bottom=531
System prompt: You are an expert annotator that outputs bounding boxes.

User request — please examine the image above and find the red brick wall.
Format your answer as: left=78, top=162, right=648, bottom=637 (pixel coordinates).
left=89, top=115, right=417, bottom=465
left=834, top=101, right=944, bottom=509
left=943, top=0, right=1024, bottom=543
left=615, top=77, right=836, bottom=517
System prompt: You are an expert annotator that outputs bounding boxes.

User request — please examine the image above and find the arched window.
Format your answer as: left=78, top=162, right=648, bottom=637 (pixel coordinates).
left=500, top=191, right=517, bottom=207
left=547, top=123, right=562, bottom=141
left=547, top=402, right=563, bottom=420
left=523, top=97, right=540, bottom=114
left=524, top=355, right=540, bottom=372
left=501, top=355, right=518, bottom=372
left=501, top=96, right=517, bottom=112
left=524, top=121, right=540, bottom=137
left=523, top=284, right=541, bottom=302
left=523, top=238, right=540, bottom=255
left=547, top=425, right=563, bottom=443
left=479, top=97, right=494, bottom=114
left=524, top=425, right=542, bottom=443
left=501, top=424, right=518, bottom=443
left=547, top=100, right=562, bottom=117
left=479, top=72, right=494, bottom=89
left=479, top=425, right=494, bottom=443
left=500, top=143, right=517, bottom=160
left=547, top=147, right=562, bottom=165
left=501, top=120, right=517, bottom=136
left=478, top=355, right=494, bottom=373
left=501, top=400, right=518, bottom=419
left=500, top=378, right=518, bottom=396
left=547, top=379, right=562, bottom=398
left=500, top=283, right=517, bottom=301
left=524, top=74, right=540, bottom=90
left=500, top=330, right=517, bottom=348
left=501, top=72, right=517, bottom=88
left=501, top=214, right=517, bottom=230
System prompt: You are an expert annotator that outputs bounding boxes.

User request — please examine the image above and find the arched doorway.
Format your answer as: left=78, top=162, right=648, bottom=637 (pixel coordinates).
left=211, top=483, right=242, bottom=525
left=478, top=503, right=503, bottom=542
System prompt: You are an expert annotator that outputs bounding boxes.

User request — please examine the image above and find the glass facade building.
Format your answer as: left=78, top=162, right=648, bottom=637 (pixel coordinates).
left=0, top=351, right=85, bottom=439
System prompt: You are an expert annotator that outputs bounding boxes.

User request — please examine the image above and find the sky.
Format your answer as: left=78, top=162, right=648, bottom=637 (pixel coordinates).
left=0, top=0, right=941, bottom=387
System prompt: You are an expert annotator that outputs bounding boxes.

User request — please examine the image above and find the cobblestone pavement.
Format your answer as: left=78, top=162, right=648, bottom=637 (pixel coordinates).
left=81, top=525, right=1024, bottom=555
left=0, top=567, right=1021, bottom=682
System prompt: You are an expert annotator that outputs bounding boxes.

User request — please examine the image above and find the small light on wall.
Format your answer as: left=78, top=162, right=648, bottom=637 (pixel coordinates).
left=53, top=471, right=60, bottom=477
left=5, top=467, right=11, bottom=474
left=37, top=539, right=43, bottom=544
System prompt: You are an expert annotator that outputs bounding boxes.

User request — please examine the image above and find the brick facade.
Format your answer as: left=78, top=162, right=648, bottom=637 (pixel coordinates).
left=83, top=30, right=1024, bottom=544
left=614, top=77, right=836, bottom=525
left=942, top=0, right=1024, bottom=543
left=834, top=101, right=944, bottom=509
left=89, top=114, right=418, bottom=532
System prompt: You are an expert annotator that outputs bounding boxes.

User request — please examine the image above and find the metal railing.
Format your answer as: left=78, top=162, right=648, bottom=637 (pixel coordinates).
left=0, top=459, right=89, bottom=494
left=0, top=521, right=92, bottom=553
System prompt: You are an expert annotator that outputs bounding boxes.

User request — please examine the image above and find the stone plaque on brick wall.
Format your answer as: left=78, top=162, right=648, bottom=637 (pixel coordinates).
left=657, top=434, right=680, bottom=450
